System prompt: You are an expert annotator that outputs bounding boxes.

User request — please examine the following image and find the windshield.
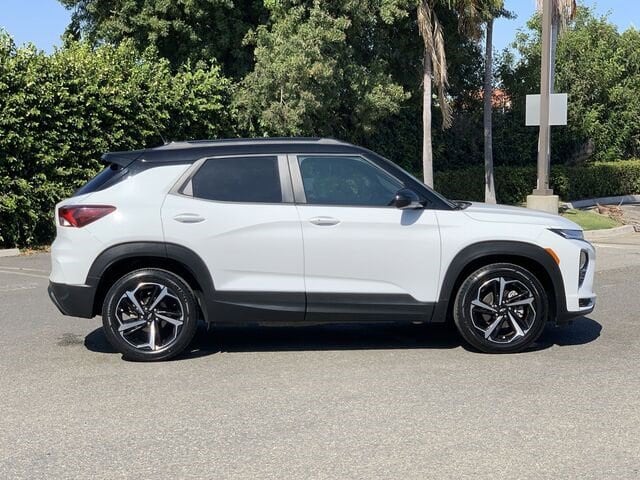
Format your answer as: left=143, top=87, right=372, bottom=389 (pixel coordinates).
left=367, top=153, right=457, bottom=209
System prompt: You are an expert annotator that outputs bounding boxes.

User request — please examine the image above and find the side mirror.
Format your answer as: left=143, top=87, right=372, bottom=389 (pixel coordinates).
left=392, top=188, right=423, bottom=210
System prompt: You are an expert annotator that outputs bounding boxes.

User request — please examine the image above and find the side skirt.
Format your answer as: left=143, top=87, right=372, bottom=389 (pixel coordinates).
left=210, top=291, right=435, bottom=325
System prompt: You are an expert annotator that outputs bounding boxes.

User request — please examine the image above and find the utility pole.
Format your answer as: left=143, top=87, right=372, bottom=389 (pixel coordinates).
left=527, top=0, right=559, bottom=213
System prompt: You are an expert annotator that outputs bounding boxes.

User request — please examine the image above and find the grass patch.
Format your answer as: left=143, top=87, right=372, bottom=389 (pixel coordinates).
left=561, top=209, right=622, bottom=230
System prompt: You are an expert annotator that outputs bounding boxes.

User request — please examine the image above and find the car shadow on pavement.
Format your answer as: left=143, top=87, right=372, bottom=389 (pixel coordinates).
left=534, top=316, right=602, bottom=350
left=84, top=323, right=460, bottom=359
left=83, top=316, right=602, bottom=360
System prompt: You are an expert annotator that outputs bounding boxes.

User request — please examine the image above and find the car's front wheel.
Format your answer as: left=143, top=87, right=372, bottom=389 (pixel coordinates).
left=102, top=268, right=199, bottom=361
left=453, top=263, right=548, bottom=353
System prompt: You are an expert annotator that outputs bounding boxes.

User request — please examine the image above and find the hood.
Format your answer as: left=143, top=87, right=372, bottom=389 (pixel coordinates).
left=462, top=202, right=580, bottom=229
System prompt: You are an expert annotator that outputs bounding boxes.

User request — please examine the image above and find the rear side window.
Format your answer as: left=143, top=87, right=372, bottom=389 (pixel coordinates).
left=73, top=163, right=128, bottom=197
left=190, top=156, right=282, bottom=203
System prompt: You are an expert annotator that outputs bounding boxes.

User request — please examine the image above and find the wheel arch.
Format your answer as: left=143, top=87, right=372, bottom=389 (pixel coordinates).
left=432, top=241, right=566, bottom=324
left=87, top=242, right=215, bottom=319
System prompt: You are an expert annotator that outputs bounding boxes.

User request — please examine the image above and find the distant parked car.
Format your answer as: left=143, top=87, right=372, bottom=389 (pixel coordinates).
left=48, top=138, right=595, bottom=360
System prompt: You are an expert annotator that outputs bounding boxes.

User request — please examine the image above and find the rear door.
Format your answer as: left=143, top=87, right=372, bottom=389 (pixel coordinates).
left=290, top=154, right=441, bottom=321
left=161, top=154, right=305, bottom=321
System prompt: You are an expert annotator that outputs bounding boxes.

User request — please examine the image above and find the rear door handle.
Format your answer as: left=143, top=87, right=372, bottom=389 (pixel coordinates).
left=173, top=213, right=205, bottom=224
left=309, top=216, right=340, bottom=226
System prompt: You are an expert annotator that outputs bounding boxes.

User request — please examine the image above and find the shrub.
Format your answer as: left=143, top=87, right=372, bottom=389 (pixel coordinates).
left=0, top=34, right=234, bottom=247
left=434, top=160, right=640, bottom=204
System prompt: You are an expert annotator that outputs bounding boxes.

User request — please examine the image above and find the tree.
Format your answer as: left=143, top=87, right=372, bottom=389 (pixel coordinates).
left=58, top=0, right=485, bottom=174
left=58, top=0, right=267, bottom=77
left=482, top=10, right=496, bottom=203
left=234, top=2, right=409, bottom=144
left=417, top=1, right=451, bottom=187
left=479, top=1, right=511, bottom=204
left=497, top=6, right=640, bottom=163
left=417, top=0, right=481, bottom=187
left=0, top=31, right=234, bottom=247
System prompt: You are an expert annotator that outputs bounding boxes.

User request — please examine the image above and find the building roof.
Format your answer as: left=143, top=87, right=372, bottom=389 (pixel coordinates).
left=102, top=137, right=368, bottom=166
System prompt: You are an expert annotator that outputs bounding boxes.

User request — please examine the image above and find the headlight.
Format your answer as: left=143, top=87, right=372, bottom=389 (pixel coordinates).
left=549, top=228, right=584, bottom=240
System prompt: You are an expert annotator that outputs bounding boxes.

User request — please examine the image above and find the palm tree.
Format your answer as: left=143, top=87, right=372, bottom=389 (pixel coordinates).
left=480, top=1, right=510, bottom=204
left=417, top=1, right=451, bottom=187
left=482, top=9, right=497, bottom=203
left=417, top=0, right=479, bottom=187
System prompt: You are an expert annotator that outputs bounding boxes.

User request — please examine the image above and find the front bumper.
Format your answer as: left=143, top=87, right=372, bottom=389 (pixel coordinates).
left=557, top=298, right=596, bottom=324
left=555, top=239, right=597, bottom=324
left=48, top=282, right=96, bottom=318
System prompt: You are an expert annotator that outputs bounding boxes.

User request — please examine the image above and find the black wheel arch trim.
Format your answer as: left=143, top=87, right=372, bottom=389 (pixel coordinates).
left=86, top=241, right=216, bottom=319
left=86, top=242, right=305, bottom=323
left=432, top=240, right=568, bottom=323
left=72, top=240, right=573, bottom=325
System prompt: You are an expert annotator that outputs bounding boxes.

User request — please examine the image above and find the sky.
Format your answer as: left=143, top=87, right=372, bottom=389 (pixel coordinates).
left=0, top=0, right=638, bottom=54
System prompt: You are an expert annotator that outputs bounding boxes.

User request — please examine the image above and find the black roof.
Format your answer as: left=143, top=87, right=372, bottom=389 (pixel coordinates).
left=101, top=137, right=372, bottom=166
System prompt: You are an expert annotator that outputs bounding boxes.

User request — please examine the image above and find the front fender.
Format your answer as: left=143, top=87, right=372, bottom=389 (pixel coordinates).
left=431, top=241, right=566, bottom=323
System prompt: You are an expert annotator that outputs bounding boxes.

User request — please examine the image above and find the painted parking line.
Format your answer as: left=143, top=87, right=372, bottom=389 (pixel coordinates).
left=0, top=283, right=40, bottom=293
left=0, top=269, right=49, bottom=279
left=593, top=243, right=640, bottom=250
left=0, top=265, right=49, bottom=273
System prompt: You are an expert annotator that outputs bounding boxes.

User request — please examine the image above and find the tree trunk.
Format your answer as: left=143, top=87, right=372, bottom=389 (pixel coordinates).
left=422, top=50, right=434, bottom=187
left=483, top=18, right=496, bottom=204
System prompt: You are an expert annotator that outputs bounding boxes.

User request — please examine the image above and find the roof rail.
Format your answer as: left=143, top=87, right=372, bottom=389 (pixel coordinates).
left=157, top=137, right=347, bottom=148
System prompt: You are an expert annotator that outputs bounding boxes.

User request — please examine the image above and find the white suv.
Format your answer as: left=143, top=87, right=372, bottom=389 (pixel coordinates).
left=49, top=138, right=596, bottom=360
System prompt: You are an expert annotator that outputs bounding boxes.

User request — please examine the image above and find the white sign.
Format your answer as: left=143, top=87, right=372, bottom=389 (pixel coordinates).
left=525, top=93, right=568, bottom=126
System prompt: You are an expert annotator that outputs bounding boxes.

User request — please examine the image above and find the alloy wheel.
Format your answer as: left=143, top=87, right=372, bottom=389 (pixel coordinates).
left=115, top=282, right=185, bottom=352
left=469, top=276, right=537, bottom=344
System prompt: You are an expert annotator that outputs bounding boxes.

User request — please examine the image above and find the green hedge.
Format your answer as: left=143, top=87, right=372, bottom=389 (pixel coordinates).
left=0, top=34, right=234, bottom=248
left=434, top=160, right=640, bottom=204
left=1, top=33, right=639, bottom=248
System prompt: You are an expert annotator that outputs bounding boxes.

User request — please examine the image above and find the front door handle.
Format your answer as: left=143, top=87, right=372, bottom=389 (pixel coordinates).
left=173, top=213, right=205, bottom=224
left=309, top=216, right=340, bottom=226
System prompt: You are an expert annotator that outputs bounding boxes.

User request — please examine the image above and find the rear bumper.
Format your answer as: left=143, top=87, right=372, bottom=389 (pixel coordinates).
left=48, top=281, right=96, bottom=319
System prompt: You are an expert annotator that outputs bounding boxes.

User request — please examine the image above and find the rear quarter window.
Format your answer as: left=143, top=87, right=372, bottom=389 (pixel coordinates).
left=73, top=163, right=128, bottom=197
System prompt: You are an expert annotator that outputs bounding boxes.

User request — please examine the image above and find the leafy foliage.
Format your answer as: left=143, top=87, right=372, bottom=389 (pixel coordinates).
left=497, top=7, right=640, bottom=164
left=2, top=3, right=639, bottom=246
left=234, top=3, right=409, bottom=142
left=435, top=160, right=640, bottom=204
left=0, top=33, right=233, bottom=246
left=59, top=0, right=267, bottom=77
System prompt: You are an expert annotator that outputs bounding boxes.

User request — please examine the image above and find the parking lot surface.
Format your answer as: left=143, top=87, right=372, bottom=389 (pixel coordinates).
left=1, top=237, right=640, bottom=479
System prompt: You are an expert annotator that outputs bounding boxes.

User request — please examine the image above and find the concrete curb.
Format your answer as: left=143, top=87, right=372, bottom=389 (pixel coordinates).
left=0, top=248, right=21, bottom=258
left=566, top=194, right=640, bottom=209
left=584, top=225, right=637, bottom=241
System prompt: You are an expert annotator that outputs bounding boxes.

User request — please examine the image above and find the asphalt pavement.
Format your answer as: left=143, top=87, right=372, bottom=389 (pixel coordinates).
left=1, top=236, right=640, bottom=479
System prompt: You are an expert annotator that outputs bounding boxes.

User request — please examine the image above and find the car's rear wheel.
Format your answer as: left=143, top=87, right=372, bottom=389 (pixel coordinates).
left=453, top=263, right=548, bottom=353
left=102, top=268, right=199, bottom=361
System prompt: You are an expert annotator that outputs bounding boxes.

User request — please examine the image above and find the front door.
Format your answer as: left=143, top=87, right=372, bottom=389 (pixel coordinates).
left=291, top=154, right=442, bottom=322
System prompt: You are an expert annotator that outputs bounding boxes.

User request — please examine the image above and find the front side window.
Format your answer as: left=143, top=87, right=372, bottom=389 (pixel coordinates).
left=191, top=156, right=282, bottom=203
left=298, top=155, right=403, bottom=206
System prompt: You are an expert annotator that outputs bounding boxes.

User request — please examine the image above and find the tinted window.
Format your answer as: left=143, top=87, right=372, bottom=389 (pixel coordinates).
left=73, top=163, right=127, bottom=197
left=298, top=155, right=403, bottom=206
left=191, top=156, right=282, bottom=203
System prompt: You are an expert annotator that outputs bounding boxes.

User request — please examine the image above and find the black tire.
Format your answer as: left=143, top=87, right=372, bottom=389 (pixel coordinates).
left=102, top=268, right=199, bottom=361
left=453, top=263, right=548, bottom=353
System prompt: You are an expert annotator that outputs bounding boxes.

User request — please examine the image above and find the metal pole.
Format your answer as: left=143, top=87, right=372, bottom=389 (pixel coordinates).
left=534, top=0, right=553, bottom=195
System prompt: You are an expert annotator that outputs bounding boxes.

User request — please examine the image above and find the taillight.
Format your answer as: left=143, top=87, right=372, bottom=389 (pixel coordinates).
left=58, top=205, right=116, bottom=227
